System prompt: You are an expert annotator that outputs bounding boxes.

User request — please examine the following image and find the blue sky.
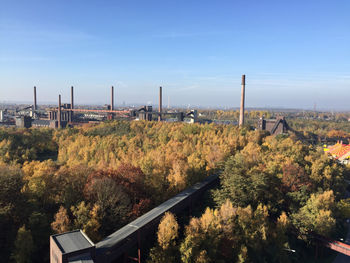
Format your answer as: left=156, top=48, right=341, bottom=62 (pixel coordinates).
left=0, top=0, right=349, bottom=109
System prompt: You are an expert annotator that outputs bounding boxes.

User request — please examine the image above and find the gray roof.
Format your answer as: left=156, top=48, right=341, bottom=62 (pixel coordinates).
left=32, top=119, right=51, bottom=125
left=52, top=230, right=94, bottom=254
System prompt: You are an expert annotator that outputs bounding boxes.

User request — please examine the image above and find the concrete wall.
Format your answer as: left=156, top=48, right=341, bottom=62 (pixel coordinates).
left=50, top=236, right=62, bottom=263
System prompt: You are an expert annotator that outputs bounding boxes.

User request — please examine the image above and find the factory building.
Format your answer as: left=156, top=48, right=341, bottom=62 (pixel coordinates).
left=32, top=119, right=67, bottom=129
left=138, top=106, right=153, bottom=121
left=15, top=116, right=32, bottom=128
left=50, top=230, right=95, bottom=263
left=257, top=116, right=290, bottom=135
left=15, top=117, right=67, bottom=129
left=48, top=104, right=73, bottom=123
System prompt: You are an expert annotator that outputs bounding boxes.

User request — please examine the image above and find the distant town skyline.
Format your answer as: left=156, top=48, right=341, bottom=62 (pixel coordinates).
left=1, top=0, right=349, bottom=110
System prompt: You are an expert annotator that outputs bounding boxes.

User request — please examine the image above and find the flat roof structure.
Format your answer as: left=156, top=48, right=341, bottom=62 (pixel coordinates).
left=50, top=230, right=95, bottom=263
left=53, top=230, right=93, bottom=254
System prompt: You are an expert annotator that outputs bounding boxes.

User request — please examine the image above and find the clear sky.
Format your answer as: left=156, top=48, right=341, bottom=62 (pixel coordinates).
left=0, top=0, right=349, bottom=110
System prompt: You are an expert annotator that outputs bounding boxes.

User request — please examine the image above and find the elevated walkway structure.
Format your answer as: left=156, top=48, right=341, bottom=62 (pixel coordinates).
left=50, top=174, right=219, bottom=263
left=95, top=174, right=218, bottom=262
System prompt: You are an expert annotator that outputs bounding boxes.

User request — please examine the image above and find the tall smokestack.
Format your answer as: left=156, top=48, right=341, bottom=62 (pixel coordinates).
left=239, top=75, right=246, bottom=127
left=71, top=86, right=74, bottom=109
left=58, top=95, right=62, bottom=128
left=33, top=86, right=37, bottom=119
left=111, top=86, right=114, bottom=111
left=158, top=86, right=162, bottom=121
left=70, top=86, right=74, bottom=123
left=33, top=86, right=37, bottom=111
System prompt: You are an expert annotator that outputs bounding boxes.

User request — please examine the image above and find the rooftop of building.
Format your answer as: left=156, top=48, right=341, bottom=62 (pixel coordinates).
left=52, top=230, right=94, bottom=255
left=32, top=119, right=52, bottom=125
left=325, top=141, right=350, bottom=160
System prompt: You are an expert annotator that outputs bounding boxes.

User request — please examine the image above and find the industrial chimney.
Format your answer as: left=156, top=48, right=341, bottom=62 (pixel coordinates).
left=33, top=86, right=37, bottom=111
left=33, top=86, right=37, bottom=118
left=70, top=86, right=74, bottom=122
left=239, top=75, right=246, bottom=127
left=71, top=86, right=74, bottom=110
left=158, top=86, right=162, bottom=122
left=58, top=95, right=62, bottom=128
left=111, top=86, right=114, bottom=111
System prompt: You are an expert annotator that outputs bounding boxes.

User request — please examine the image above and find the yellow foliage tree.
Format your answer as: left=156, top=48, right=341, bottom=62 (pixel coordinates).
left=51, top=206, right=70, bottom=234
left=157, top=212, right=179, bottom=250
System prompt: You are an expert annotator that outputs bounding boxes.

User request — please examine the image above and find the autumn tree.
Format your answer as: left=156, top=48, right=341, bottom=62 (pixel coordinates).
left=327, top=129, right=348, bottom=139
left=292, top=190, right=336, bottom=237
left=54, top=165, right=92, bottom=209
left=273, top=212, right=292, bottom=263
left=0, top=165, right=26, bottom=261
left=84, top=176, right=131, bottom=236
left=22, top=160, right=58, bottom=207
left=51, top=206, right=70, bottom=234
left=148, top=212, right=180, bottom=263
left=71, top=201, right=101, bottom=242
left=179, top=200, right=282, bottom=262
left=0, top=128, right=57, bottom=164
left=180, top=208, right=221, bottom=262
left=157, top=212, right=179, bottom=249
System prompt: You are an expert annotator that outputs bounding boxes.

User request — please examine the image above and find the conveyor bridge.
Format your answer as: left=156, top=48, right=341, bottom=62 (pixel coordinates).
left=95, top=174, right=218, bottom=262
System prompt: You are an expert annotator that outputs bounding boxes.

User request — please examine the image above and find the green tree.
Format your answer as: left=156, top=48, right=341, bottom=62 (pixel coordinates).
left=28, top=211, right=51, bottom=262
left=71, top=201, right=101, bottom=242
left=292, top=190, right=336, bottom=237
left=336, top=199, right=350, bottom=219
left=11, top=225, right=34, bottom=263
left=213, top=152, right=273, bottom=209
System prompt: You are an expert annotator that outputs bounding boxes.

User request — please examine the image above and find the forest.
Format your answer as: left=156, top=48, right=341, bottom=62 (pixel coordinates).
left=148, top=131, right=350, bottom=262
left=0, top=120, right=248, bottom=262
left=0, top=118, right=350, bottom=262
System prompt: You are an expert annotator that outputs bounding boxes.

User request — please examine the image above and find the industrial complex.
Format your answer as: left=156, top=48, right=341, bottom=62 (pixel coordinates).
left=0, top=85, right=202, bottom=129
left=0, top=75, right=291, bottom=135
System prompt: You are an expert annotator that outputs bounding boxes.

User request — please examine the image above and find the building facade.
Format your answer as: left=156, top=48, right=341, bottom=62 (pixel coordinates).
left=257, top=116, right=290, bottom=135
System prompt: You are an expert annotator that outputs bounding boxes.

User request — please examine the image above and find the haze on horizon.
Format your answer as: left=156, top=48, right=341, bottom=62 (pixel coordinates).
left=0, top=0, right=349, bottom=110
